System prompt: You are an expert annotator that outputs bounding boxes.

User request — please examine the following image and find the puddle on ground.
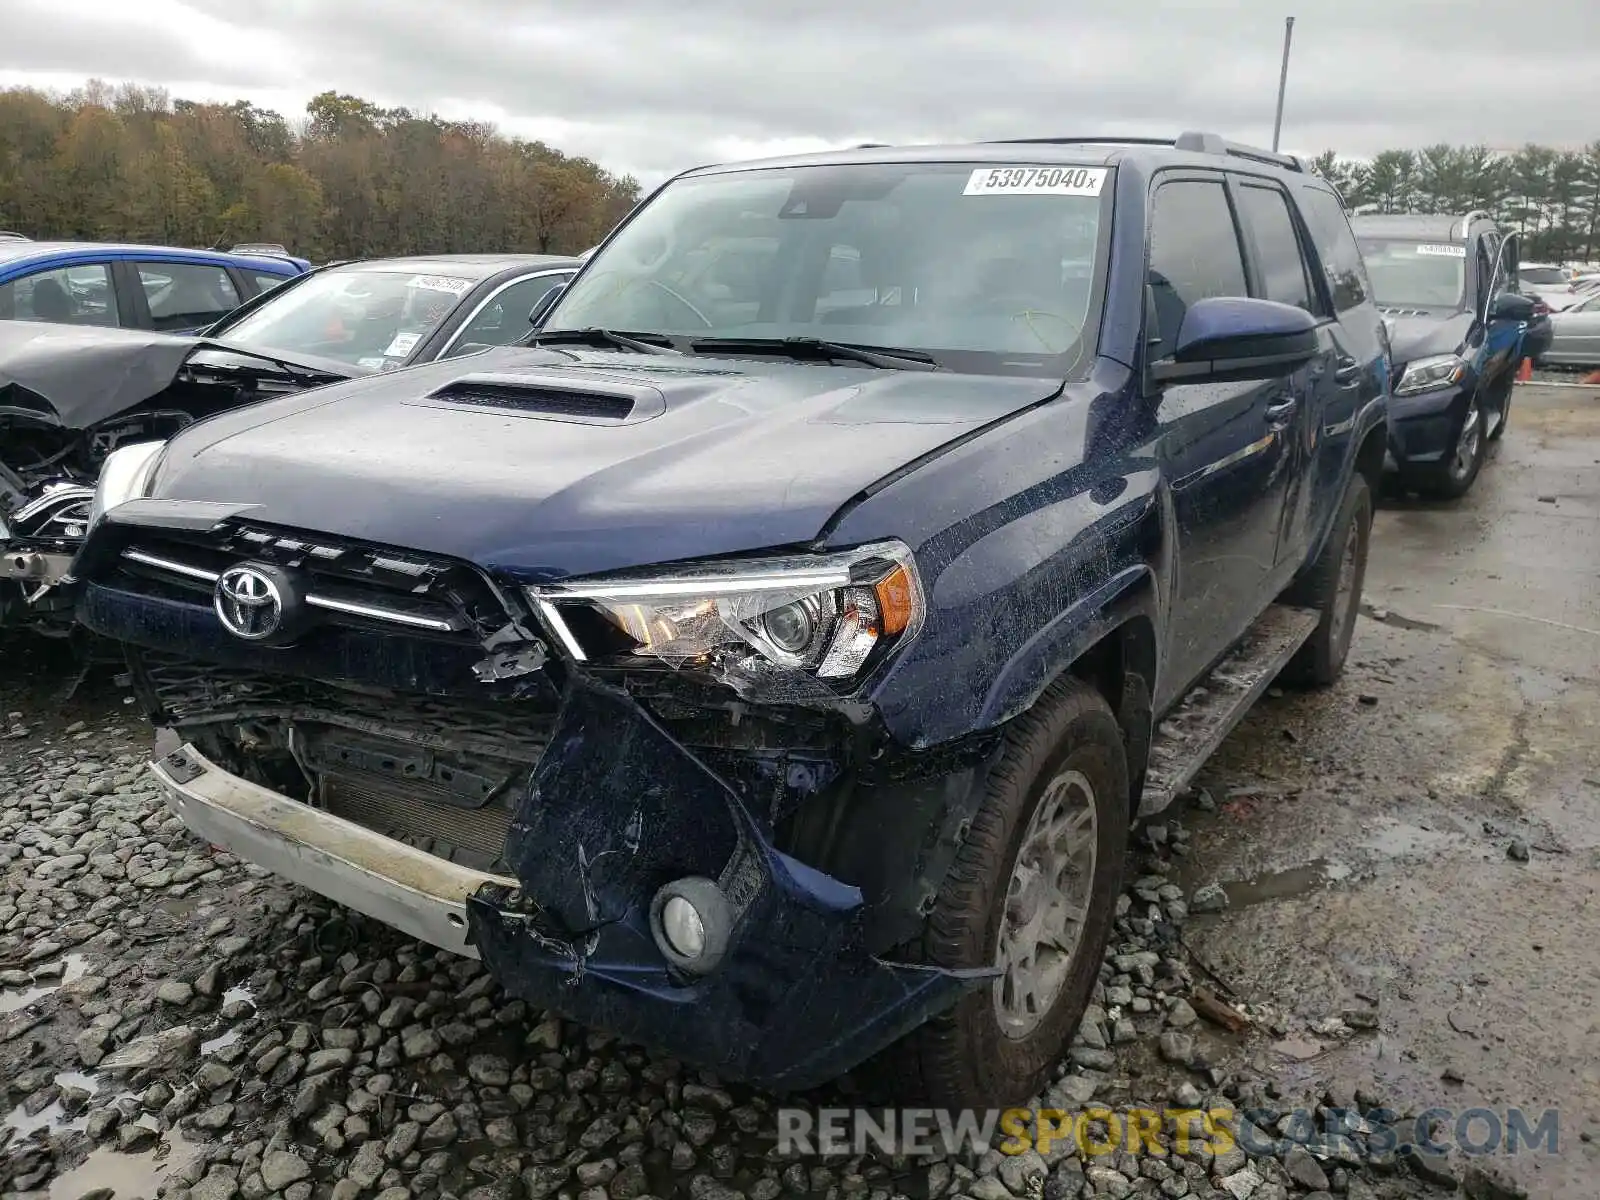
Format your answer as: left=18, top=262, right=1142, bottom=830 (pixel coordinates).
left=2, top=1071, right=105, bottom=1139
left=200, top=1027, right=242, bottom=1055
left=199, top=984, right=256, bottom=1055
left=47, top=1136, right=206, bottom=1200
left=1223, top=859, right=1353, bottom=908
left=1360, top=819, right=1468, bottom=858
left=0, top=953, right=90, bottom=1015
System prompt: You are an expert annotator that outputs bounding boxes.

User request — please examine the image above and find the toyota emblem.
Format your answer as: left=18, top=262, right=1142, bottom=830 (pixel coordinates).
left=214, top=565, right=284, bottom=640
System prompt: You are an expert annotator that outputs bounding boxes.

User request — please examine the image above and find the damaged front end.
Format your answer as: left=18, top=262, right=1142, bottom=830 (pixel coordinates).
left=82, top=513, right=998, bottom=1090
left=0, top=323, right=347, bottom=635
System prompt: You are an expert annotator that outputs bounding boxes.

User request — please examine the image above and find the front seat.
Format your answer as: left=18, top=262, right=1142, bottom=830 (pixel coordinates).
left=30, top=278, right=73, bottom=322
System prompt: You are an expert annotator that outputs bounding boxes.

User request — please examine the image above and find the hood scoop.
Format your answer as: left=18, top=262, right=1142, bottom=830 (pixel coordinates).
left=411, top=371, right=665, bottom=425
left=1377, top=306, right=1430, bottom=318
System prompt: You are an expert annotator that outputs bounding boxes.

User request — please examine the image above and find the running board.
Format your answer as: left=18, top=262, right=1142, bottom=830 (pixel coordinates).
left=1137, top=604, right=1320, bottom=817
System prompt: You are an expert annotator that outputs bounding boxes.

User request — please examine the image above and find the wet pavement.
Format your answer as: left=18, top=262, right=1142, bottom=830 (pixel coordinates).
left=1169, top=381, right=1600, bottom=1197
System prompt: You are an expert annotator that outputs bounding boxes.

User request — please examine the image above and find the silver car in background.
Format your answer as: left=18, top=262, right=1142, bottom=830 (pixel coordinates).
left=1541, top=290, right=1600, bottom=368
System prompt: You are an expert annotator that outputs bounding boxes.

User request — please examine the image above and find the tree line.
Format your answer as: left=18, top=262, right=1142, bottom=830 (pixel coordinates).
left=1311, top=143, right=1600, bottom=263
left=5, top=83, right=1599, bottom=267
left=0, top=81, right=640, bottom=261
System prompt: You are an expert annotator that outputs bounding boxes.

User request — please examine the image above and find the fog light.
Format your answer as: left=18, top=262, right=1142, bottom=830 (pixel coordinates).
left=661, top=896, right=706, bottom=959
left=649, top=876, right=732, bottom=975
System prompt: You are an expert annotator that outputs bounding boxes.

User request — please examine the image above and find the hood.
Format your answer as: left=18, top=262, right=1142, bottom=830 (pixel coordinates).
left=0, top=322, right=355, bottom=429
left=148, top=346, right=1064, bottom=578
left=1379, top=310, right=1473, bottom=364
left=0, top=322, right=202, bottom=428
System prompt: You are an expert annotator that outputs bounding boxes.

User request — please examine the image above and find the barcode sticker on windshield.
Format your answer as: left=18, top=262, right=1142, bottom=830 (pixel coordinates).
left=406, top=274, right=472, bottom=294
left=1416, top=244, right=1467, bottom=257
left=964, top=166, right=1108, bottom=197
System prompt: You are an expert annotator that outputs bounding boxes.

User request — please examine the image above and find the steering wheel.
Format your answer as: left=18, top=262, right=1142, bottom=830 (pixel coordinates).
left=643, top=279, right=713, bottom=328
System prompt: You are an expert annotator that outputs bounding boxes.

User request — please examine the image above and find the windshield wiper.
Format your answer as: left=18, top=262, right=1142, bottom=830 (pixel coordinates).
left=530, top=327, right=680, bottom=355
left=690, top=336, right=939, bottom=371
left=186, top=341, right=348, bottom=385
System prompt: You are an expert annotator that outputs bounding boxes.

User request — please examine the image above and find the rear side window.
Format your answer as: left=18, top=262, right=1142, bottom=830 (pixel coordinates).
left=249, top=271, right=291, bottom=296
left=1236, top=184, right=1316, bottom=313
left=1146, top=178, right=1248, bottom=361
left=137, top=262, right=241, bottom=331
left=1297, top=188, right=1370, bottom=312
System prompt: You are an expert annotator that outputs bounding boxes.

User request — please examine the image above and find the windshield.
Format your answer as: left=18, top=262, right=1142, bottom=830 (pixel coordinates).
left=1520, top=266, right=1566, bottom=285
left=544, top=161, right=1111, bottom=375
left=1357, top=239, right=1467, bottom=310
left=215, top=267, right=474, bottom=368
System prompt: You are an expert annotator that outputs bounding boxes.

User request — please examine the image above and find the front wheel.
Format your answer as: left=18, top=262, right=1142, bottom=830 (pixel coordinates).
left=1283, top=472, right=1373, bottom=687
left=878, top=678, right=1129, bottom=1107
left=1416, top=396, right=1486, bottom=499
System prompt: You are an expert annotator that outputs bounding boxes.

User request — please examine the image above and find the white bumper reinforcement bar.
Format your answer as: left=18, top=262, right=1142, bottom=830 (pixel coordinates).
left=149, top=740, right=518, bottom=958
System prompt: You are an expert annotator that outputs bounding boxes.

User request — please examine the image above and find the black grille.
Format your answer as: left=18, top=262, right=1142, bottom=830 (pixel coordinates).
left=113, top=521, right=515, bottom=642
left=136, top=652, right=555, bottom=765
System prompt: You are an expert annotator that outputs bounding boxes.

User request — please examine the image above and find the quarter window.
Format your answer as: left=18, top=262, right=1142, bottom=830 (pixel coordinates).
left=1298, top=188, right=1370, bottom=312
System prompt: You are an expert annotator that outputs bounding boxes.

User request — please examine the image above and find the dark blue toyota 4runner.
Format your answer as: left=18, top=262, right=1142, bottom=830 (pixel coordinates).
left=73, top=132, right=1388, bottom=1105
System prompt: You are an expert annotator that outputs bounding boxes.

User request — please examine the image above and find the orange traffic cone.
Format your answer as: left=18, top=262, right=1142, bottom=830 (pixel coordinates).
left=1516, top=357, right=1533, bottom=382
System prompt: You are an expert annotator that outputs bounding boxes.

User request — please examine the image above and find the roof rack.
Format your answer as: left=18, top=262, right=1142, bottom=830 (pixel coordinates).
left=986, top=130, right=1306, bottom=173
left=1450, top=210, right=1494, bottom=238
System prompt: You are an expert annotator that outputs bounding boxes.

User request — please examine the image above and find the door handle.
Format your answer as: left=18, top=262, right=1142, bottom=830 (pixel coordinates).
left=1265, top=398, right=1298, bottom=424
left=1334, top=356, right=1362, bottom=385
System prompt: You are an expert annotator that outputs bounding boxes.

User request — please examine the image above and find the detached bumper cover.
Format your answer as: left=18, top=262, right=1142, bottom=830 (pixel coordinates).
left=146, top=679, right=988, bottom=1091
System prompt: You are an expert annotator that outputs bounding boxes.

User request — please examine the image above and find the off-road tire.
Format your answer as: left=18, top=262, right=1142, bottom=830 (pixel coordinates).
left=874, top=677, right=1129, bottom=1107
left=1413, top=397, right=1486, bottom=499
left=1282, top=473, right=1372, bottom=687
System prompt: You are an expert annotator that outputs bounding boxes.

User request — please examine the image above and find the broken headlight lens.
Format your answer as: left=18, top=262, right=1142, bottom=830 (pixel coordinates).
left=88, top=440, right=167, bottom=530
left=528, top=540, right=924, bottom=685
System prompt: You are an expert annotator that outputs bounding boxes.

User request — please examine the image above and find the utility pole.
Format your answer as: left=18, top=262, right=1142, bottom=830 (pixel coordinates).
left=1271, top=17, right=1295, bottom=152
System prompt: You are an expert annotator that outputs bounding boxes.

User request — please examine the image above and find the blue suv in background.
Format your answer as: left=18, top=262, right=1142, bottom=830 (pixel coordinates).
left=76, top=131, right=1387, bottom=1105
left=0, top=239, right=307, bottom=334
left=1352, top=211, right=1540, bottom=497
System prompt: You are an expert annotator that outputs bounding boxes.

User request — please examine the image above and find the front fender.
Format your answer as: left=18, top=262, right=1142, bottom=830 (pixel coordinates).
left=977, top=563, right=1157, bottom=729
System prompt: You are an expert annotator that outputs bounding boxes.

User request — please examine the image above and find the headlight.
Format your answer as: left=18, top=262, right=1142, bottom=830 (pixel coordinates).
left=1394, top=354, right=1466, bottom=397
left=529, top=540, right=924, bottom=691
left=88, top=441, right=167, bottom=530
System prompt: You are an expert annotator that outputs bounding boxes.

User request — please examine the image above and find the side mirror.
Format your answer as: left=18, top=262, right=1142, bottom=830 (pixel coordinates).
left=1150, top=297, right=1319, bottom=384
left=527, top=284, right=567, bottom=329
left=1487, top=291, right=1535, bottom=322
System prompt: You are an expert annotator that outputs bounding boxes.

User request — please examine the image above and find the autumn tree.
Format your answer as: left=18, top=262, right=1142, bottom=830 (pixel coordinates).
left=0, top=81, right=639, bottom=260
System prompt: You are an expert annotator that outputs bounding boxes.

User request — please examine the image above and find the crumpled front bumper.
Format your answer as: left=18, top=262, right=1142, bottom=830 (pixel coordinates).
left=1384, top=382, right=1468, bottom=469
left=147, top=679, right=988, bottom=1092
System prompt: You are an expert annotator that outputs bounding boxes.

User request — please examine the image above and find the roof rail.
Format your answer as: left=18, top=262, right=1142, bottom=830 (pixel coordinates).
left=1451, top=210, right=1494, bottom=238
left=987, top=131, right=1305, bottom=172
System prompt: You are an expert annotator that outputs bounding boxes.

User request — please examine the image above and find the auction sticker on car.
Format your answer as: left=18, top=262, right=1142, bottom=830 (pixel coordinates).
left=964, top=166, right=1108, bottom=197
left=406, top=274, right=472, bottom=294
left=383, top=332, right=422, bottom=358
left=1416, top=244, right=1467, bottom=257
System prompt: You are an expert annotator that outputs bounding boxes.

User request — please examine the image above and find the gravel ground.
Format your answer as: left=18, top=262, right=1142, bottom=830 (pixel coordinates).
left=0, top=657, right=1504, bottom=1200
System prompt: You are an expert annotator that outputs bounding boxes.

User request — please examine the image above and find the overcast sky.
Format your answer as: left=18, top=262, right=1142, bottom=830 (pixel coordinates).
left=3, top=0, right=1598, bottom=187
